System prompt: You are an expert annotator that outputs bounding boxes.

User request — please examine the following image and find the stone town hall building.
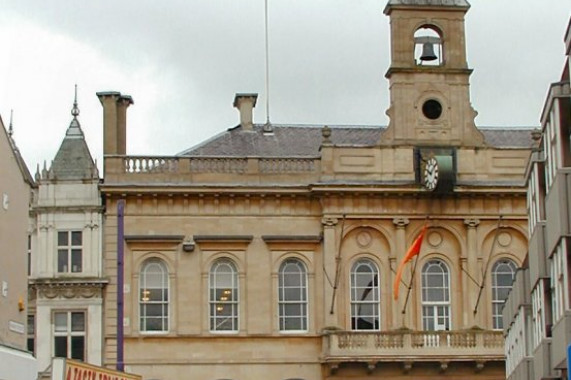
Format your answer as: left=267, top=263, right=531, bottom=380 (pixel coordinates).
left=99, top=1, right=533, bottom=379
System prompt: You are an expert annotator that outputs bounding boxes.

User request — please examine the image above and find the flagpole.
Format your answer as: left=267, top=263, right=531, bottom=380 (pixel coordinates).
left=473, top=216, right=503, bottom=316
left=401, top=252, right=420, bottom=315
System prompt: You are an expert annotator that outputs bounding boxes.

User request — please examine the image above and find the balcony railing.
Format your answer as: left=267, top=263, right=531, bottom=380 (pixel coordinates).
left=322, top=329, right=505, bottom=362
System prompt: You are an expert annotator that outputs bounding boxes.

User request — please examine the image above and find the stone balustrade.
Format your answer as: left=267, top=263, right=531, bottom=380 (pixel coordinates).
left=323, top=330, right=505, bottom=362
left=124, top=156, right=179, bottom=173
left=104, top=155, right=321, bottom=185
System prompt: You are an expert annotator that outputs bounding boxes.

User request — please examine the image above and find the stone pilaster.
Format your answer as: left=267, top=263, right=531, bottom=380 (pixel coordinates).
left=392, top=217, right=410, bottom=328
left=322, top=216, right=339, bottom=328
left=464, top=218, right=480, bottom=327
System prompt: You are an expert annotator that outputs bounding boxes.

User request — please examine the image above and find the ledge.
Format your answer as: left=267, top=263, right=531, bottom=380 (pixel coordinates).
left=124, top=235, right=185, bottom=242
left=124, top=235, right=185, bottom=251
left=262, top=235, right=322, bottom=243
left=193, top=235, right=254, bottom=251
left=193, top=235, right=253, bottom=243
left=262, top=235, right=322, bottom=251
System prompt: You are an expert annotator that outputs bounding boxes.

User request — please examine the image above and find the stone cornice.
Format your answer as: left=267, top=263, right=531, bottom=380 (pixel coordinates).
left=29, top=278, right=108, bottom=300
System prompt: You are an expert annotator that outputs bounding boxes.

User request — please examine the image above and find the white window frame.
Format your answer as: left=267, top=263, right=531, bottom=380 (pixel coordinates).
left=544, top=102, right=562, bottom=191
left=531, top=281, right=546, bottom=349
left=57, top=230, right=83, bottom=273
left=53, top=311, right=86, bottom=361
left=350, top=259, right=380, bottom=331
left=209, top=259, right=239, bottom=333
left=491, top=259, right=517, bottom=330
left=551, top=240, right=568, bottom=322
left=278, top=258, right=308, bottom=333
left=421, top=259, right=451, bottom=331
left=505, top=309, right=527, bottom=377
left=139, top=259, right=169, bottom=333
left=527, top=161, right=545, bottom=235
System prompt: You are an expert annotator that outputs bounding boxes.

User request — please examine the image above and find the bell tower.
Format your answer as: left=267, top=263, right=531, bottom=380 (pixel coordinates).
left=382, top=0, right=484, bottom=147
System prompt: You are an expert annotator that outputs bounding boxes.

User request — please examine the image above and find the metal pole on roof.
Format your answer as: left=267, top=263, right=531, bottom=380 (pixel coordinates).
left=264, top=0, right=271, bottom=126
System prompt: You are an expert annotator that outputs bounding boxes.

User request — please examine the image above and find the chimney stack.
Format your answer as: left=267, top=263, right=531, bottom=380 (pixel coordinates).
left=233, top=93, right=258, bottom=131
left=97, top=91, right=134, bottom=155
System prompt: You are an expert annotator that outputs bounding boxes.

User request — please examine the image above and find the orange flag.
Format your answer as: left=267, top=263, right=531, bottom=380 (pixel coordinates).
left=393, top=225, right=428, bottom=300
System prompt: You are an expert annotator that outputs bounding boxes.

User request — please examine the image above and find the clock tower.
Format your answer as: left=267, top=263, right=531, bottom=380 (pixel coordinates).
left=382, top=0, right=485, bottom=147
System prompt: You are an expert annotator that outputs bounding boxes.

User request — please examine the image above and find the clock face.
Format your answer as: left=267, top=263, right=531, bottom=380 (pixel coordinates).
left=424, top=157, right=439, bottom=191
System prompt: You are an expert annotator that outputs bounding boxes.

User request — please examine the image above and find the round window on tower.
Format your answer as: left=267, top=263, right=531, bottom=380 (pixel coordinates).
left=422, top=99, right=442, bottom=120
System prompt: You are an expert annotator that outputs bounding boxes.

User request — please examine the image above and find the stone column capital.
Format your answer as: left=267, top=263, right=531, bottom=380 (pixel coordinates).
left=393, top=218, right=410, bottom=228
left=464, top=219, right=480, bottom=228
left=321, top=217, right=339, bottom=227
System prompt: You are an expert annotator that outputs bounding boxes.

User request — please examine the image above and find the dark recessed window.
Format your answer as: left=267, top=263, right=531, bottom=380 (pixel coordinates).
left=422, top=99, right=442, bottom=120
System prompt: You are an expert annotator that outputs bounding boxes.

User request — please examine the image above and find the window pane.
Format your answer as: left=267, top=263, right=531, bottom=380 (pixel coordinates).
left=27, top=338, right=34, bottom=354
left=71, top=231, right=82, bottom=246
left=71, top=336, right=84, bottom=361
left=54, top=336, right=67, bottom=357
left=284, top=287, right=303, bottom=301
left=284, top=317, right=303, bottom=330
left=145, top=318, right=163, bottom=331
left=57, top=232, right=68, bottom=246
left=27, top=315, right=34, bottom=334
left=71, top=250, right=82, bottom=272
left=145, top=304, right=164, bottom=317
left=58, top=250, right=68, bottom=272
left=283, top=272, right=302, bottom=287
left=71, top=313, right=85, bottom=332
left=284, top=304, right=302, bottom=317
left=54, top=313, right=67, bottom=332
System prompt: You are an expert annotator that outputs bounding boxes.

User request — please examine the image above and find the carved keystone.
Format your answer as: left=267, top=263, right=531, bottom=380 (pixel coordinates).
left=329, top=363, right=339, bottom=375
left=367, top=362, right=376, bottom=374
left=439, top=361, right=449, bottom=373
left=403, top=361, right=413, bottom=374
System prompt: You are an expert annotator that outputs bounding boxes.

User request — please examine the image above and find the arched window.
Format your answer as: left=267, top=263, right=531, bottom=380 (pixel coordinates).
left=350, top=259, right=380, bottom=330
left=421, top=259, right=450, bottom=331
left=209, top=259, right=239, bottom=332
left=139, top=258, right=169, bottom=332
left=492, top=259, right=517, bottom=329
left=278, top=258, right=308, bottom=332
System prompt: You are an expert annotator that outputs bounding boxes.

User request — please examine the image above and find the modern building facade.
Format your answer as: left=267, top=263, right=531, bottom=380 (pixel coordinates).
left=100, top=1, right=533, bottom=379
left=28, top=92, right=106, bottom=375
left=503, top=17, right=571, bottom=380
left=0, top=114, right=37, bottom=379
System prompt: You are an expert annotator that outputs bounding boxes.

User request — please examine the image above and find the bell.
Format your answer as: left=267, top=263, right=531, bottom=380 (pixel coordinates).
left=420, top=42, right=437, bottom=61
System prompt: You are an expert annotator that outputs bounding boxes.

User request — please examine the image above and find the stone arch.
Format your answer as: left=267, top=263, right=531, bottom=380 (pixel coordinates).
left=272, top=251, right=312, bottom=274
left=202, top=251, right=245, bottom=274
left=481, top=226, right=528, bottom=267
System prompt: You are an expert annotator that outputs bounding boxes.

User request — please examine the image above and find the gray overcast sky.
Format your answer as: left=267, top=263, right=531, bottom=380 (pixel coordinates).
left=0, top=1, right=569, bottom=171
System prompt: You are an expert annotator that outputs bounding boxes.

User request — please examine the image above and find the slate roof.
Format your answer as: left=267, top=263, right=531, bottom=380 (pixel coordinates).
left=179, top=124, right=535, bottom=158
left=49, top=103, right=98, bottom=181
left=1, top=116, right=34, bottom=186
